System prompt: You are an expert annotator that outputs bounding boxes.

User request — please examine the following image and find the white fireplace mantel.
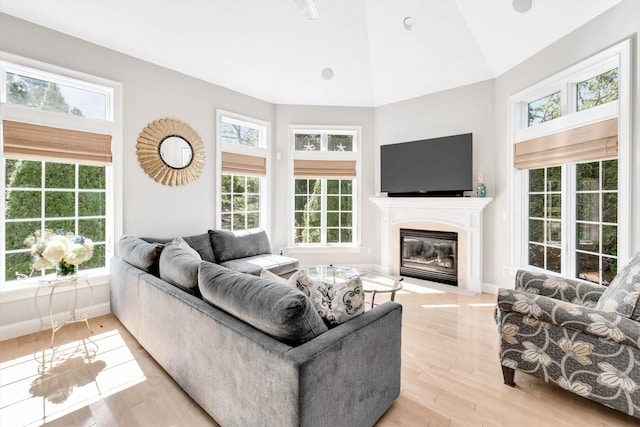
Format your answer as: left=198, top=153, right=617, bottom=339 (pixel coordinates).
left=370, top=196, right=493, bottom=293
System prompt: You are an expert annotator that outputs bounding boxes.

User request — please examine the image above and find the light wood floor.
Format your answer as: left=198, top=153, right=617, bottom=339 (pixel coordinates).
left=1, top=281, right=638, bottom=426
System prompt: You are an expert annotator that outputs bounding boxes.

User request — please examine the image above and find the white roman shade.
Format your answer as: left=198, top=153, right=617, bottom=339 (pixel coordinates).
left=514, top=118, right=618, bottom=170
left=2, top=120, right=112, bottom=166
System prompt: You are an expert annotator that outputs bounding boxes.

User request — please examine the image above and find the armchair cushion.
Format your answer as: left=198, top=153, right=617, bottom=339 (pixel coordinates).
left=595, top=253, right=640, bottom=320
left=498, top=288, right=640, bottom=348
left=514, top=269, right=606, bottom=307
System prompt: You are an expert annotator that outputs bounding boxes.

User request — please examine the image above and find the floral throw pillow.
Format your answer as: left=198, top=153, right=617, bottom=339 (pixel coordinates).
left=595, top=253, right=640, bottom=319
left=293, top=271, right=365, bottom=327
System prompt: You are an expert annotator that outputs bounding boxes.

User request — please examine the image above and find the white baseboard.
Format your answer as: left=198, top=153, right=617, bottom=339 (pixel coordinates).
left=0, top=302, right=111, bottom=341
left=481, top=282, right=501, bottom=295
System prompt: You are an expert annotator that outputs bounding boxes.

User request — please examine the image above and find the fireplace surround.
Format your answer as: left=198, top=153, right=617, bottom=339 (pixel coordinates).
left=370, top=196, right=493, bottom=293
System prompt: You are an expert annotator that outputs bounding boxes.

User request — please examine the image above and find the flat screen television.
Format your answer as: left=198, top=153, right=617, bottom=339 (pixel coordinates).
left=380, top=133, right=473, bottom=197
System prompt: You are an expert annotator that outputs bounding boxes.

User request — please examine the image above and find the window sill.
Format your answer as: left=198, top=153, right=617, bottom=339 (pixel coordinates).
left=286, top=245, right=363, bottom=254
left=0, top=269, right=110, bottom=304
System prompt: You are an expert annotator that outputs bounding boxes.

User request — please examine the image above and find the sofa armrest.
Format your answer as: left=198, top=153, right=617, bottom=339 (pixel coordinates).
left=498, top=288, right=640, bottom=349
left=286, top=301, right=402, bottom=427
left=287, top=301, right=401, bottom=362
left=515, top=269, right=606, bottom=307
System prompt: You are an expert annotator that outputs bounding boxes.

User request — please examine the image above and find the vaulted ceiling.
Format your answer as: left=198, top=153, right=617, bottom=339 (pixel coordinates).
left=0, top=0, right=622, bottom=106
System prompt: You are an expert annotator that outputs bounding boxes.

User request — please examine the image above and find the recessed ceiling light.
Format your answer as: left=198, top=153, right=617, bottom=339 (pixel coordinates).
left=403, top=16, right=415, bottom=31
left=513, top=0, right=533, bottom=13
left=321, top=68, right=334, bottom=80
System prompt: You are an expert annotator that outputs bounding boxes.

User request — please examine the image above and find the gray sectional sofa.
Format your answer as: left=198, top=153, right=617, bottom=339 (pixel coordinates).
left=110, top=228, right=402, bottom=427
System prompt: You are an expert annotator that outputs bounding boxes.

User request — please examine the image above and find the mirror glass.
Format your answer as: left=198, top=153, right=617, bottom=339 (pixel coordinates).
left=159, top=136, right=193, bottom=169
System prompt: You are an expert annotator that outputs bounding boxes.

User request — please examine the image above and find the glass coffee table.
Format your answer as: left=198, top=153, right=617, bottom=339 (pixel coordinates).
left=306, top=265, right=403, bottom=307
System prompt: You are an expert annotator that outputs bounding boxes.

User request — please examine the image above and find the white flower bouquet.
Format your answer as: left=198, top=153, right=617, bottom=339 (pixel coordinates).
left=25, top=229, right=94, bottom=276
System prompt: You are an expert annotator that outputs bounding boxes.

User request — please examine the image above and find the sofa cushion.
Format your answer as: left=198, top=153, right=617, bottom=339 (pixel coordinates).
left=118, top=235, right=164, bottom=274
left=198, top=262, right=327, bottom=346
left=220, top=254, right=299, bottom=277
left=182, top=233, right=215, bottom=263
left=159, top=243, right=201, bottom=296
left=293, top=270, right=365, bottom=327
left=208, top=228, right=271, bottom=263
left=595, top=252, right=640, bottom=319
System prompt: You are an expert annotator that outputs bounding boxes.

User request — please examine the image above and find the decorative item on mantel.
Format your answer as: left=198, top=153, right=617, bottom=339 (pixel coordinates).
left=476, top=168, right=486, bottom=198
left=25, top=229, right=94, bottom=277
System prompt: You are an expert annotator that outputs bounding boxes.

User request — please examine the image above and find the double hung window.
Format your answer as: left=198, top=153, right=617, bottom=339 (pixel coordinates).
left=290, top=127, right=360, bottom=247
left=511, top=41, right=630, bottom=286
left=217, top=111, right=269, bottom=231
left=1, top=56, right=118, bottom=286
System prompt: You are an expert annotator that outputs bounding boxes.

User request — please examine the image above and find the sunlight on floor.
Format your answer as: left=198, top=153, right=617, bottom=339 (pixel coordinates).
left=420, top=302, right=496, bottom=309
left=0, top=329, right=145, bottom=426
left=396, top=281, right=446, bottom=294
left=399, top=276, right=477, bottom=296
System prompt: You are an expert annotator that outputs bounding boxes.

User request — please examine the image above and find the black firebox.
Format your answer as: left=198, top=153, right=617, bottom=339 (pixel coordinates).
left=400, top=228, right=458, bottom=286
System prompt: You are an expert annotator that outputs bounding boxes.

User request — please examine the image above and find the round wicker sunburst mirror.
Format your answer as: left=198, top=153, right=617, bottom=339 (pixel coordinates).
left=136, top=118, right=205, bottom=186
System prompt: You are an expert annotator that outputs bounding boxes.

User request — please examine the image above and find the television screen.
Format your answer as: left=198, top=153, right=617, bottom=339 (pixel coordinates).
left=380, top=133, right=473, bottom=197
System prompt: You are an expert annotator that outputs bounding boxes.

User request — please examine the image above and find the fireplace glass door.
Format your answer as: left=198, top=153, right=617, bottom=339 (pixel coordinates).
left=400, top=229, right=458, bottom=286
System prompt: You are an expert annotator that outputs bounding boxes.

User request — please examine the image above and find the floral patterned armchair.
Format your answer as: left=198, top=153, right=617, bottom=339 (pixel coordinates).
left=495, top=253, right=640, bottom=419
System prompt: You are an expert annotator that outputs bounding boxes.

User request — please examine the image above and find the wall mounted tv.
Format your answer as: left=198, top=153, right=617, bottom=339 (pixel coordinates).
left=380, top=133, right=473, bottom=197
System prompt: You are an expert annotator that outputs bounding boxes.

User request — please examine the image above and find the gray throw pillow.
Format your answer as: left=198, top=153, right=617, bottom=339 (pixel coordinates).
left=182, top=233, right=215, bottom=262
left=159, top=243, right=201, bottom=296
left=208, top=228, right=271, bottom=262
left=118, top=235, right=164, bottom=274
left=596, top=252, right=640, bottom=319
left=198, top=262, right=327, bottom=345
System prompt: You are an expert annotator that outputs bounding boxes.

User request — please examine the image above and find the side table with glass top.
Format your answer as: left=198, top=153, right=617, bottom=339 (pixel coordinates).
left=306, top=265, right=403, bottom=308
left=36, top=274, right=93, bottom=347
